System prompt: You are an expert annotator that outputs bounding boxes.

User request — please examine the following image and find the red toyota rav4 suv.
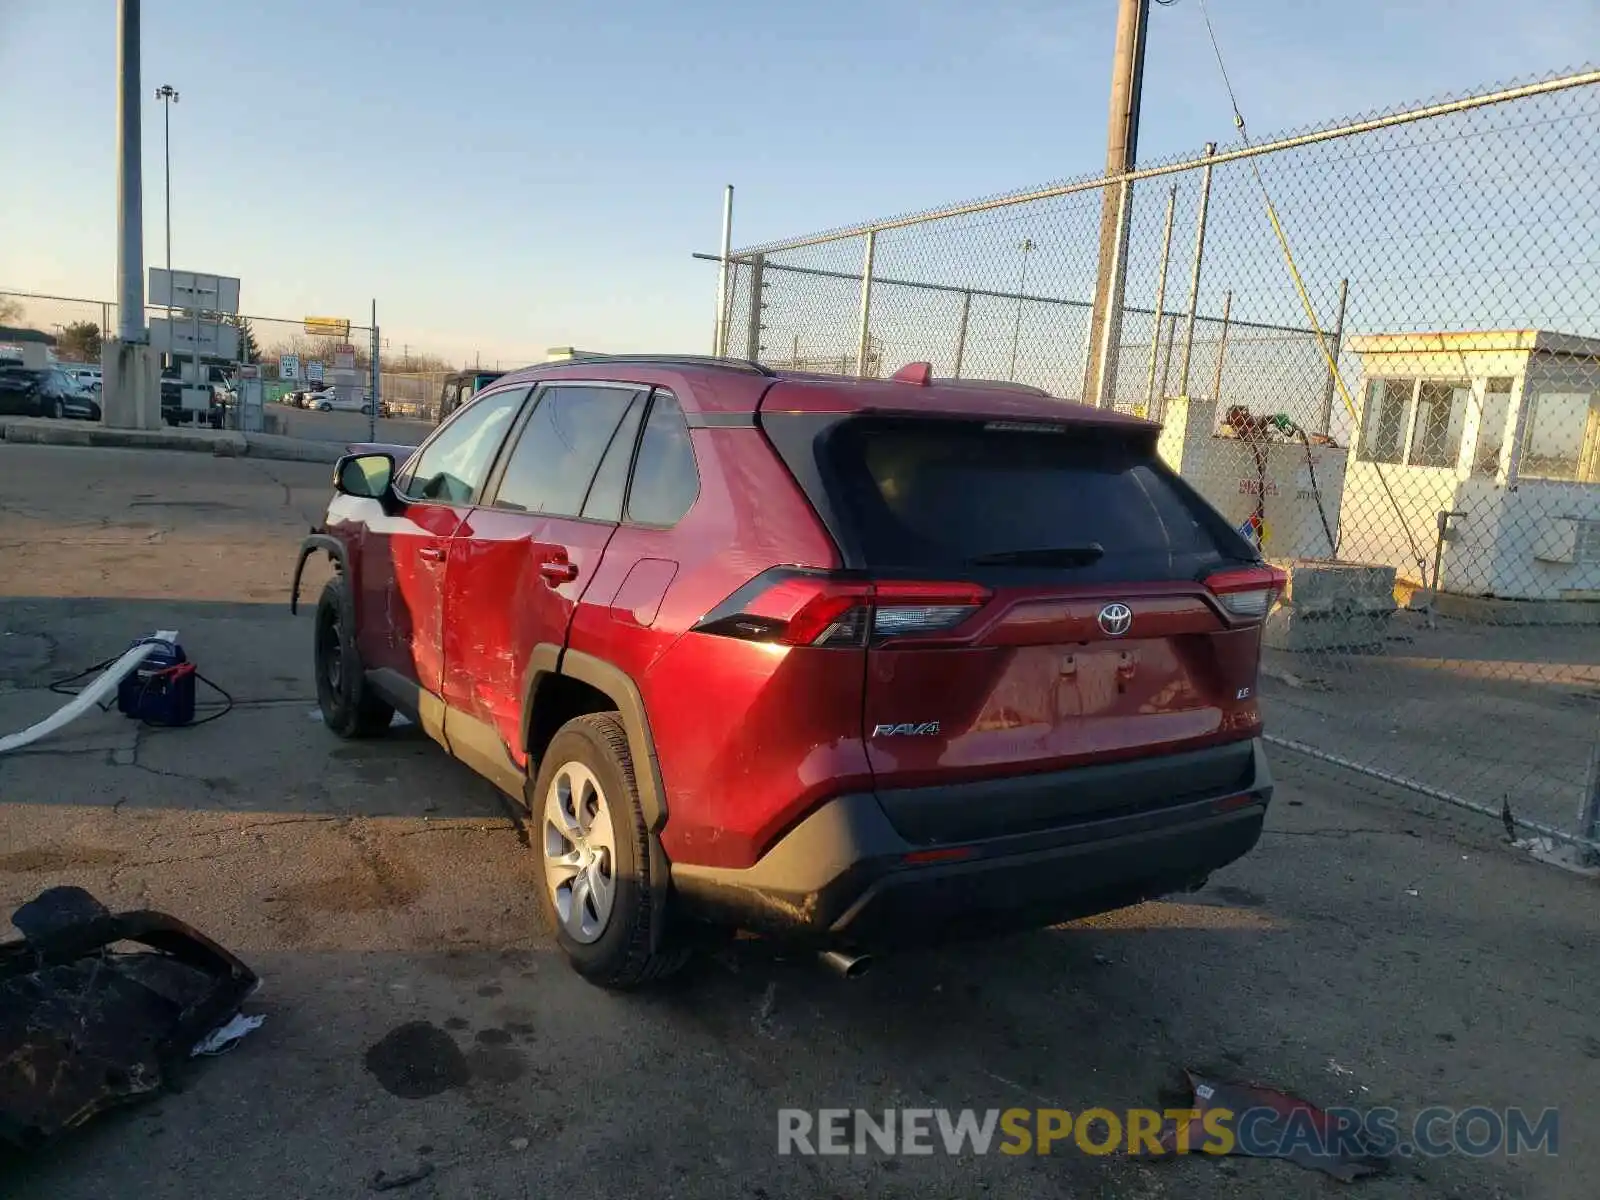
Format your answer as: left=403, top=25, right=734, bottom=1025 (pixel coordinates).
left=292, top=356, right=1281, bottom=987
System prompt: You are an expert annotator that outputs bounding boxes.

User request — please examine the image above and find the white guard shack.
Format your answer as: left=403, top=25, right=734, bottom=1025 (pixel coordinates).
left=1337, top=331, right=1600, bottom=600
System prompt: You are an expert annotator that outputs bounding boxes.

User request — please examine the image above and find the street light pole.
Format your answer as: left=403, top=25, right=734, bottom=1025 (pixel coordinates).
left=154, top=84, right=178, bottom=367
left=1008, top=238, right=1036, bottom=381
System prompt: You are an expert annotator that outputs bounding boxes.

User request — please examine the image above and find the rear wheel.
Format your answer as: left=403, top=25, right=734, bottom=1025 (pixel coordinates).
left=359, top=403, right=372, bottom=415
left=313, top=577, right=394, bottom=738
left=318, top=401, right=332, bottom=412
left=533, top=713, right=687, bottom=988
left=48, top=397, right=64, bottom=419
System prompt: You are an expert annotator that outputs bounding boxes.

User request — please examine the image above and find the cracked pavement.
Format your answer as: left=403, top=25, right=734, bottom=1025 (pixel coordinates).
left=1, top=443, right=1597, bottom=1200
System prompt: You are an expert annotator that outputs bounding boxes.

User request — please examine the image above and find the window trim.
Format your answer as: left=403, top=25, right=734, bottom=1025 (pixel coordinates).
left=578, top=393, right=648, bottom=523
left=1518, top=389, right=1600, bottom=484
left=1404, top=378, right=1470, bottom=470
left=479, top=380, right=646, bottom=521
left=1359, top=377, right=1412, bottom=465
left=393, top=383, right=532, bottom=508
left=1470, top=376, right=1515, bottom=479
left=621, top=388, right=701, bottom=530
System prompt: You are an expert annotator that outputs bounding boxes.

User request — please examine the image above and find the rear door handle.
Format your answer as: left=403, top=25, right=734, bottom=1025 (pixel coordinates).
left=539, top=557, right=579, bottom=585
left=418, top=546, right=446, bottom=562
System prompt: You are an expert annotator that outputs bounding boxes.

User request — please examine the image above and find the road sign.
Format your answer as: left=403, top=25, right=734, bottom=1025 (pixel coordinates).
left=307, top=361, right=325, bottom=383
left=150, top=269, right=240, bottom=315
left=333, top=344, right=356, bottom=371
left=180, top=386, right=211, bottom=413
left=304, top=317, right=350, bottom=338
left=279, top=354, right=300, bottom=381
left=150, top=318, right=240, bottom=359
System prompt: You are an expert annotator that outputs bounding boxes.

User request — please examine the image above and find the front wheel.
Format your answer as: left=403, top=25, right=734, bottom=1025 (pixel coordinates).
left=533, top=713, right=687, bottom=988
left=313, top=578, right=394, bottom=738
left=318, top=402, right=332, bottom=412
left=359, top=403, right=372, bottom=415
left=48, top=398, right=64, bottom=419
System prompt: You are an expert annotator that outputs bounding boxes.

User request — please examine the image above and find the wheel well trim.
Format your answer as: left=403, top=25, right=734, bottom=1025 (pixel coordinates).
left=522, top=645, right=672, bottom=955
left=520, top=645, right=666, bottom=834
left=290, top=533, right=347, bottom=614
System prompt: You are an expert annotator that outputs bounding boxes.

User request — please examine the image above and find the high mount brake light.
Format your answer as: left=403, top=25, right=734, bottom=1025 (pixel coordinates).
left=694, top=570, right=989, bottom=647
left=1204, top=565, right=1288, bottom=619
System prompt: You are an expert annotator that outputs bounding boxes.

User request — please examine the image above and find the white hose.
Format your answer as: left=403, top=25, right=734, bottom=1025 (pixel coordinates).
left=0, top=630, right=179, bottom=756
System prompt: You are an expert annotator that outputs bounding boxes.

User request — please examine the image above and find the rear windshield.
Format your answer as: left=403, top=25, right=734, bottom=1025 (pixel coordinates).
left=811, top=417, right=1252, bottom=582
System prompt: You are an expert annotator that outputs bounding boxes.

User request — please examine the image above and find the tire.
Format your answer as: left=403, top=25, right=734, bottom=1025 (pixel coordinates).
left=532, top=713, right=687, bottom=988
left=313, top=577, right=394, bottom=738
left=359, top=403, right=372, bottom=415
left=49, top=398, right=64, bottom=419
left=318, top=402, right=332, bottom=412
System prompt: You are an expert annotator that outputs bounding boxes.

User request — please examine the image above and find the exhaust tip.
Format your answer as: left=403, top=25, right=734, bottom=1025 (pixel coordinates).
left=819, top=949, right=872, bottom=979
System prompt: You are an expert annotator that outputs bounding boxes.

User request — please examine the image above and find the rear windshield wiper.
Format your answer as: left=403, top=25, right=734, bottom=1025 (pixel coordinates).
left=967, top=543, right=1105, bottom=567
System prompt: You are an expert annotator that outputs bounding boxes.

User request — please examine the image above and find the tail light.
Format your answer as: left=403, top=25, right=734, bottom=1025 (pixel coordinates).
left=1204, top=565, right=1288, bottom=619
left=694, top=569, right=989, bottom=647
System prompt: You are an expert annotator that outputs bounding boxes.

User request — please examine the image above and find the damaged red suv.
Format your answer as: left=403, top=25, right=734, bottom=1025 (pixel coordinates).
left=292, top=356, right=1281, bottom=987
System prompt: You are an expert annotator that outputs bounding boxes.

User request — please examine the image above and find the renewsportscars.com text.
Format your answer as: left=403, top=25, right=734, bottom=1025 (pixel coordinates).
left=777, top=1106, right=1558, bottom=1159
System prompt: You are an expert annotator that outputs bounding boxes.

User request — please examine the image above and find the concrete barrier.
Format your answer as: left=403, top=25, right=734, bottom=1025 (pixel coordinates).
left=1264, top=559, right=1399, bottom=652
left=0, top=418, right=343, bottom=464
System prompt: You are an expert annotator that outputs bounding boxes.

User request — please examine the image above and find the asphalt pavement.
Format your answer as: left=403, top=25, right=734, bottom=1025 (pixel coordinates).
left=0, top=443, right=1595, bottom=1200
left=269, top=402, right=433, bottom=447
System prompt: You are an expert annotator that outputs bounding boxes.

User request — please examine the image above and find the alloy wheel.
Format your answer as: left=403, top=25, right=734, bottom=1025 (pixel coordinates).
left=542, top=761, right=618, bottom=944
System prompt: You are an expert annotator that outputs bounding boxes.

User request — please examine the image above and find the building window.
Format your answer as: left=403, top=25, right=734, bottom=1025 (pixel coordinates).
left=1406, top=380, right=1469, bottom=469
left=1360, top=378, right=1409, bottom=464
left=1472, top=378, right=1513, bottom=477
left=1520, top=391, right=1600, bottom=483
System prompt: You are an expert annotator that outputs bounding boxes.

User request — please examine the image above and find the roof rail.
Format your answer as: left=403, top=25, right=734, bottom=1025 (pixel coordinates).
left=527, top=354, right=776, bottom=377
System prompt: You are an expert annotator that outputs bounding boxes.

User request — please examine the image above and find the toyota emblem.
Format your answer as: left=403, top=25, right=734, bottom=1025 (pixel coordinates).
left=1097, top=602, right=1133, bottom=637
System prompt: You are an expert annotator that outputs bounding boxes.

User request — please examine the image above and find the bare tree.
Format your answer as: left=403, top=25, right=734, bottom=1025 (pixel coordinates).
left=0, top=296, right=24, bottom=325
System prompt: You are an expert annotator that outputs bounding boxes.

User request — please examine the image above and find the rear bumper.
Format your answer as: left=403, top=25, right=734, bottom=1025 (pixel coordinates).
left=672, top=739, right=1272, bottom=949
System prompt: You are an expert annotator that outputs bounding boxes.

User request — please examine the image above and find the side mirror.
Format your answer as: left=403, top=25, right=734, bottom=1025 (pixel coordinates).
left=334, top=452, right=395, bottom=501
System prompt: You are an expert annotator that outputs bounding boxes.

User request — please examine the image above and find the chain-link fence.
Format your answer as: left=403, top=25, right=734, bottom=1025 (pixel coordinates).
left=711, top=66, right=1600, bottom=852
left=1, top=291, right=548, bottom=427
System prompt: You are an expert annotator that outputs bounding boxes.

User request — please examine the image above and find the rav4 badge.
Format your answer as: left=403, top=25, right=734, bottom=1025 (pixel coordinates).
left=872, top=721, right=942, bottom=737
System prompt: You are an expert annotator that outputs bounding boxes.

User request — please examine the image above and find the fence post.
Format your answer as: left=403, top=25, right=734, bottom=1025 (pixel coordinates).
left=1159, top=311, right=1178, bottom=399
left=1210, top=289, right=1233, bottom=401
left=369, top=300, right=379, bottom=441
left=1144, top=184, right=1178, bottom=418
left=1319, top=277, right=1350, bottom=435
left=1177, top=143, right=1215, bottom=397
left=1582, top=734, right=1600, bottom=856
left=953, top=290, right=972, bottom=380
left=743, top=254, right=765, bottom=362
left=714, top=185, right=734, bottom=355
left=855, top=230, right=877, bottom=378
left=1091, top=179, right=1132, bottom=407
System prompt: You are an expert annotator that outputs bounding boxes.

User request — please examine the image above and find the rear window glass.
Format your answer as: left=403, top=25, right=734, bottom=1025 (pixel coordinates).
left=823, top=419, right=1247, bottom=581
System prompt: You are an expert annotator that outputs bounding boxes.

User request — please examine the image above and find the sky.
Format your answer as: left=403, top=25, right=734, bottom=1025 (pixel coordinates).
left=1, top=0, right=1595, bottom=366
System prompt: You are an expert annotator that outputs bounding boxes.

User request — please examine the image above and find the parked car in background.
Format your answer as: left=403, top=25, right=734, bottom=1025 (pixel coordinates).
left=307, top=388, right=373, bottom=414
left=295, top=355, right=1282, bottom=987
left=69, top=367, right=103, bottom=393
left=160, top=368, right=223, bottom=428
left=0, top=365, right=96, bottom=419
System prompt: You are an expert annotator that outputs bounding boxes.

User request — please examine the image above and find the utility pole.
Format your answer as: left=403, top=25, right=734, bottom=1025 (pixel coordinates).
left=1082, top=0, right=1150, bottom=406
left=115, top=0, right=144, bottom=343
